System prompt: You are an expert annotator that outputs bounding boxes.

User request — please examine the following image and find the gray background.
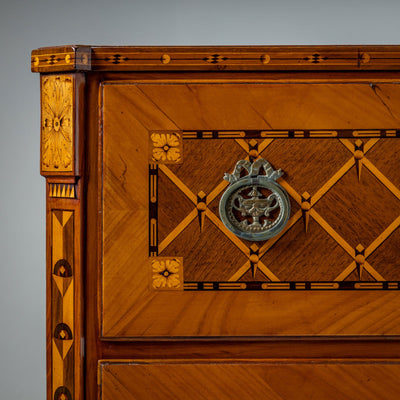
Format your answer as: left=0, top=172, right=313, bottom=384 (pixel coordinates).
left=1, top=0, right=400, bottom=398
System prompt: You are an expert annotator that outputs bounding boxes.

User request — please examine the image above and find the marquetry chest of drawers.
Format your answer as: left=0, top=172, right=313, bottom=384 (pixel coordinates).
left=32, top=45, right=400, bottom=400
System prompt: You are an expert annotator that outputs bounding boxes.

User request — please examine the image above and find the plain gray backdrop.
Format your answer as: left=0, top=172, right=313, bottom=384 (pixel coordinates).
left=1, top=0, right=400, bottom=398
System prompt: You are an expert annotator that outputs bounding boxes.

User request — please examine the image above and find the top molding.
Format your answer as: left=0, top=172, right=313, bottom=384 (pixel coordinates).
left=31, top=45, right=400, bottom=73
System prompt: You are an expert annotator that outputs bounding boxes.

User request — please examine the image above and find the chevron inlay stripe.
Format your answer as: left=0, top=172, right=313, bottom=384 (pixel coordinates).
left=51, top=210, right=74, bottom=399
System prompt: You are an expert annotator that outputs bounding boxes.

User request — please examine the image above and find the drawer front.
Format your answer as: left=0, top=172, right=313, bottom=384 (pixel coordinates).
left=101, top=82, right=400, bottom=338
left=99, top=360, right=400, bottom=400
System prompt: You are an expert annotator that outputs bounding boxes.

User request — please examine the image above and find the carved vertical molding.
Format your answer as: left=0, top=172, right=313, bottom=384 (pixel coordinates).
left=41, top=73, right=85, bottom=400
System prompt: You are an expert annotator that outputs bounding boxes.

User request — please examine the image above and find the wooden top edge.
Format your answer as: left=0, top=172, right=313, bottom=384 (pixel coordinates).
left=31, top=44, right=400, bottom=73
left=31, top=45, right=92, bottom=73
left=33, top=44, right=400, bottom=50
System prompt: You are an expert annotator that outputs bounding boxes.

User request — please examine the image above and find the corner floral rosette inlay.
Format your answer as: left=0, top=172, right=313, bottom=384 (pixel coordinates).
left=151, top=258, right=182, bottom=289
left=150, top=132, right=182, bottom=163
left=41, top=75, right=73, bottom=171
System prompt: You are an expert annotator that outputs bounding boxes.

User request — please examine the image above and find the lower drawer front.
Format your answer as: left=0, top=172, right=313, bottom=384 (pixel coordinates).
left=99, top=360, right=400, bottom=400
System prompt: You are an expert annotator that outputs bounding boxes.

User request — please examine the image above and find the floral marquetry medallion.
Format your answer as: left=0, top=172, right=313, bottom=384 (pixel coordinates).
left=151, top=258, right=183, bottom=290
left=150, top=131, right=182, bottom=164
left=41, top=75, right=74, bottom=172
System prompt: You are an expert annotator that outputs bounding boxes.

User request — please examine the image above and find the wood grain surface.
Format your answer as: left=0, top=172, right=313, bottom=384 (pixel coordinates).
left=101, top=81, right=400, bottom=338
left=41, top=73, right=86, bottom=400
left=33, top=50, right=400, bottom=399
left=31, top=45, right=400, bottom=73
left=100, top=360, right=400, bottom=400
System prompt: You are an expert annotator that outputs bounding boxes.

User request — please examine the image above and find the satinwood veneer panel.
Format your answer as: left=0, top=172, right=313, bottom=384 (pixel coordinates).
left=99, top=360, right=400, bottom=400
left=101, top=81, right=400, bottom=338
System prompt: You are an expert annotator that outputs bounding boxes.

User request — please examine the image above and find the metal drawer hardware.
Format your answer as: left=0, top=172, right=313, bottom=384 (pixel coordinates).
left=219, top=159, right=290, bottom=241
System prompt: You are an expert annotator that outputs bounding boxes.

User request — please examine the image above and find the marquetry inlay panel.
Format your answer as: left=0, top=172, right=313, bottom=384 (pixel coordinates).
left=51, top=210, right=74, bottom=400
left=41, top=75, right=74, bottom=173
left=149, top=131, right=183, bottom=164
left=33, top=44, right=400, bottom=400
left=31, top=45, right=400, bottom=72
left=49, top=183, right=76, bottom=199
left=31, top=46, right=91, bottom=73
left=152, top=130, right=400, bottom=291
left=150, top=257, right=183, bottom=290
left=102, top=81, right=400, bottom=338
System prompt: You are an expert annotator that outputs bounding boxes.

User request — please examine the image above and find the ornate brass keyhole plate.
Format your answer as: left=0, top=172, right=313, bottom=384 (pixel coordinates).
left=219, top=159, right=290, bottom=241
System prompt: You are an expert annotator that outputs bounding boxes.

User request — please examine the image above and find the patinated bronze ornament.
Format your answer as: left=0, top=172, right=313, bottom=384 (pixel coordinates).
left=219, top=159, right=290, bottom=241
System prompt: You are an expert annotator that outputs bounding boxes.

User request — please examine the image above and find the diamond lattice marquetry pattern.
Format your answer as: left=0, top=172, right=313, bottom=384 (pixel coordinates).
left=158, top=137, right=400, bottom=285
left=51, top=210, right=74, bottom=397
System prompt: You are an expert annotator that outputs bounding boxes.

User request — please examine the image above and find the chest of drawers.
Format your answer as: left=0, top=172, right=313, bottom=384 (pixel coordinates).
left=32, top=45, right=400, bottom=400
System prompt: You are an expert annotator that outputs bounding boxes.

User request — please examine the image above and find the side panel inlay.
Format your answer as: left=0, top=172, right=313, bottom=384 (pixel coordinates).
left=51, top=210, right=74, bottom=399
left=41, top=75, right=74, bottom=173
left=49, top=183, right=76, bottom=199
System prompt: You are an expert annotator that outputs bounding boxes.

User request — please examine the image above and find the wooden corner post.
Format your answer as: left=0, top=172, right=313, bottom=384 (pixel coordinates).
left=40, top=72, right=85, bottom=400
